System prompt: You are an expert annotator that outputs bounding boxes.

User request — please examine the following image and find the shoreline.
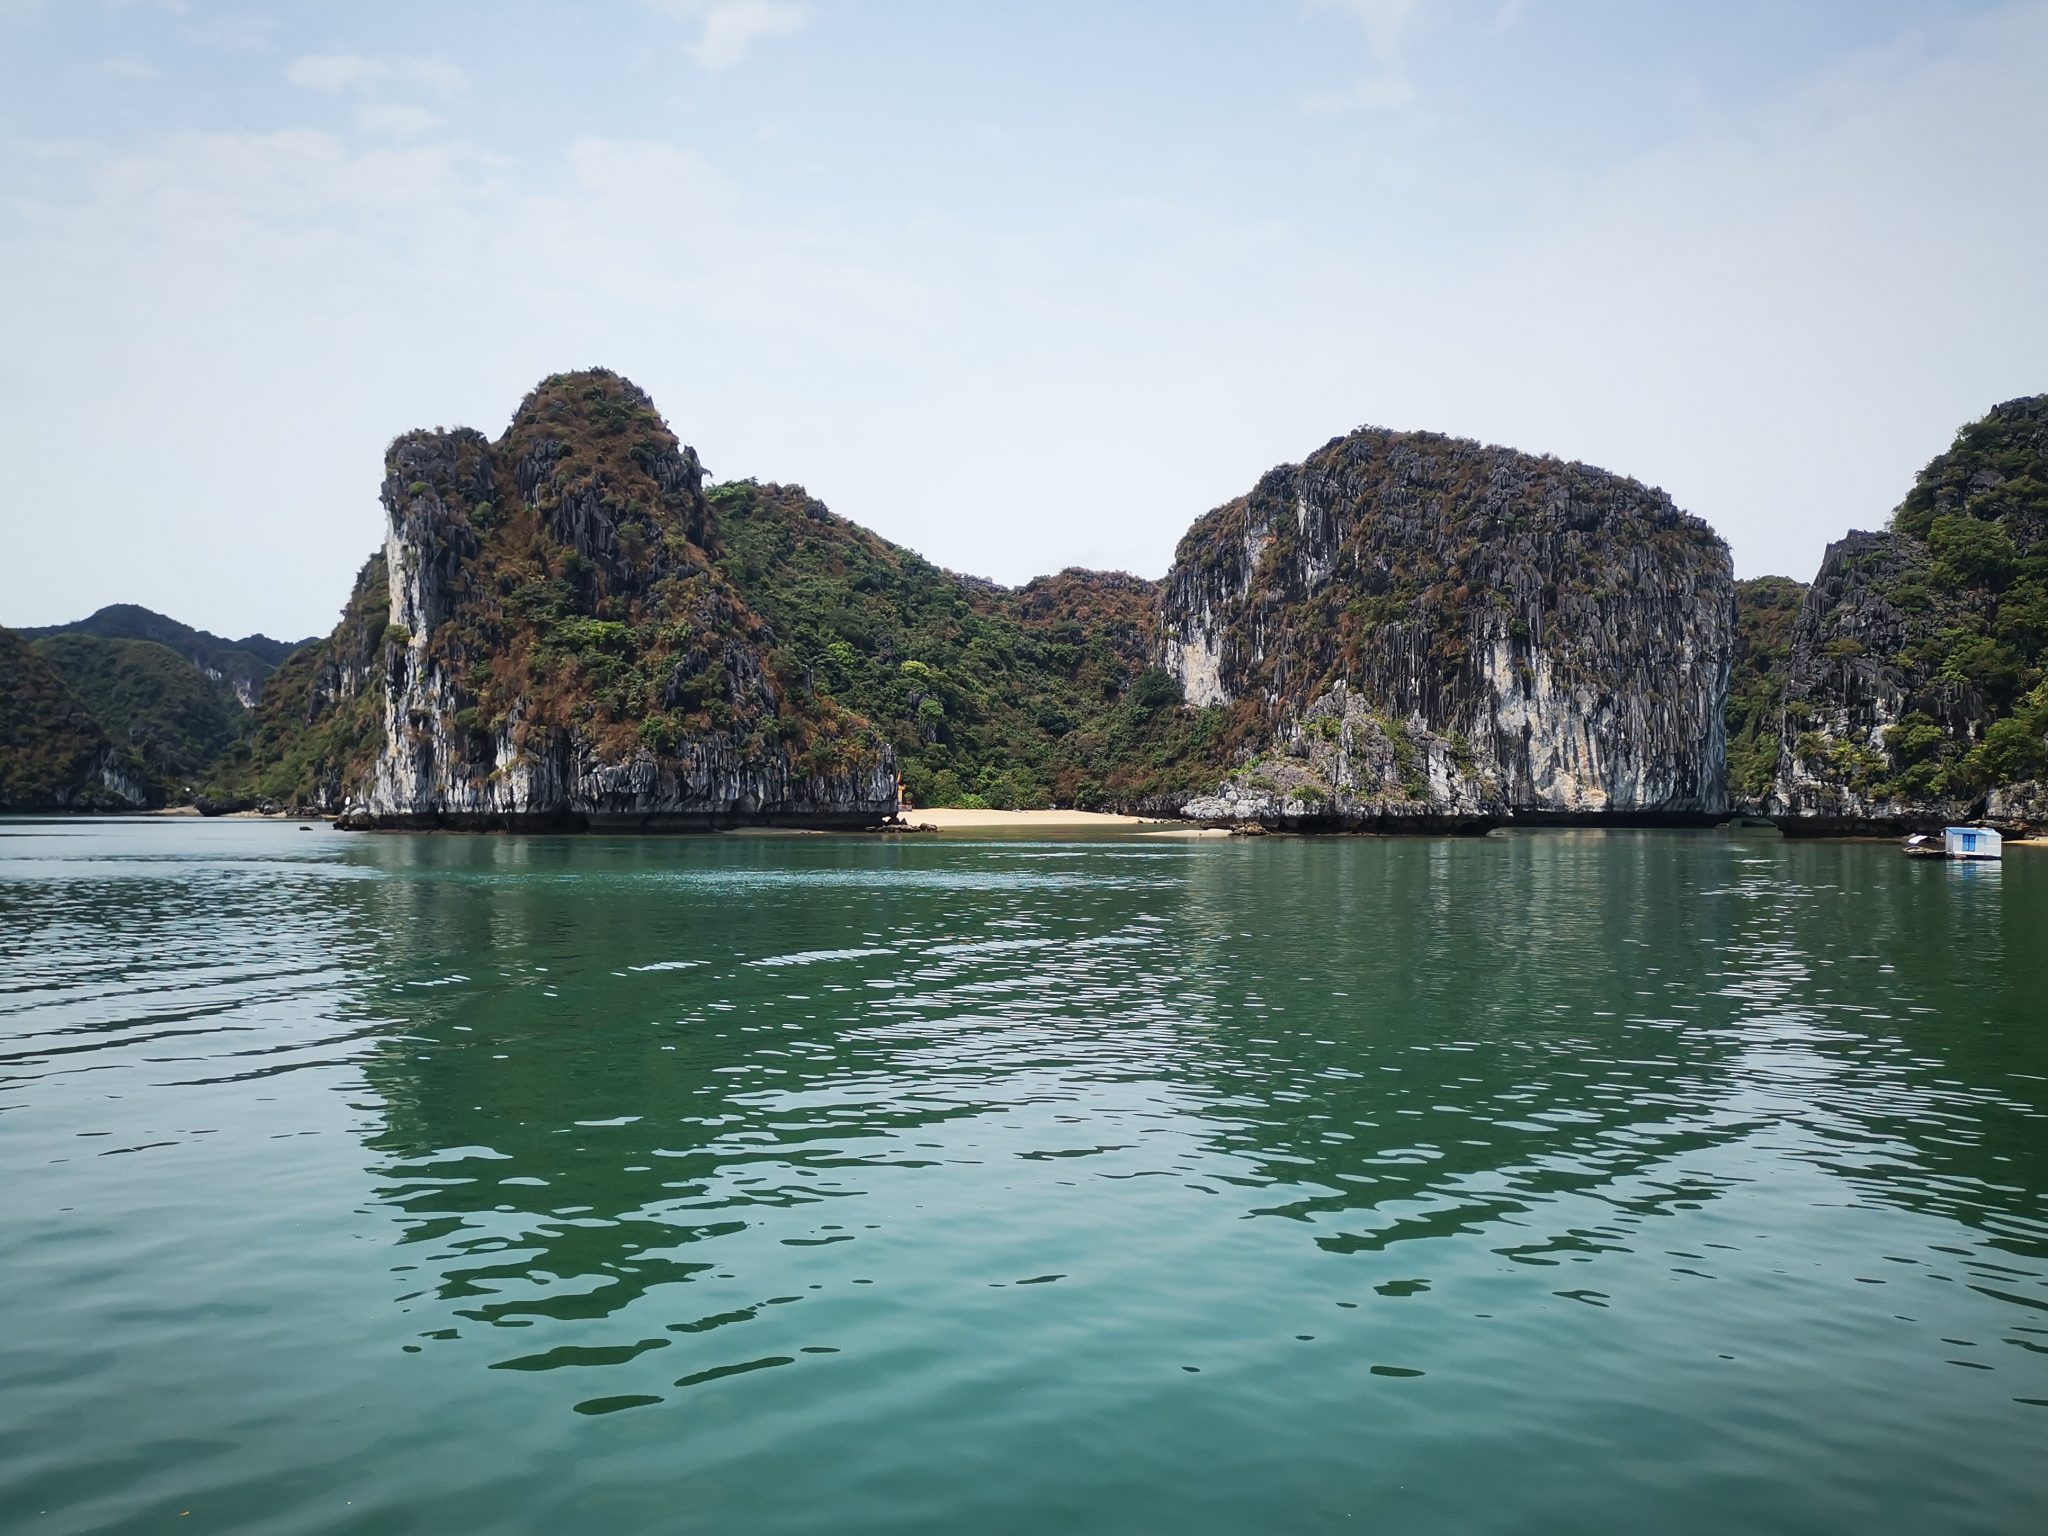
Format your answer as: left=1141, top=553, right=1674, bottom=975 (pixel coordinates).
left=8, top=807, right=2041, bottom=845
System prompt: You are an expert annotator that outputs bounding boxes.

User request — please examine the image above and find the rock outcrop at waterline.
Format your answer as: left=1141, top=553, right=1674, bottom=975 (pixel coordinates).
left=1163, top=429, right=1733, bottom=829
left=1767, top=395, right=2048, bottom=835
left=238, top=371, right=896, bottom=829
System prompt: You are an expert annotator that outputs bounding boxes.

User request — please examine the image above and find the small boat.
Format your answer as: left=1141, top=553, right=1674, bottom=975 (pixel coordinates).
left=1903, top=827, right=2003, bottom=861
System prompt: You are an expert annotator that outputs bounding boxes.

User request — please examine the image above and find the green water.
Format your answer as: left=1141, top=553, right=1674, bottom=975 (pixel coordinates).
left=2, top=821, right=2045, bottom=1534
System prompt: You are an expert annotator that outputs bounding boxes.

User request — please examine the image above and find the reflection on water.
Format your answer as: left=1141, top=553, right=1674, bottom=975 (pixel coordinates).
left=2, top=820, right=2045, bottom=1535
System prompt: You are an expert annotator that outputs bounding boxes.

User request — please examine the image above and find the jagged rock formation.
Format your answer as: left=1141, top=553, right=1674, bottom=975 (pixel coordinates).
left=1770, top=396, right=2048, bottom=834
left=0, top=628, right=155, bottom=810
left=1163, top=429, right=1732, bottom=828
left=214, top=371, right=2048, bottom=837
left=234, top=371, right=896, bottom=828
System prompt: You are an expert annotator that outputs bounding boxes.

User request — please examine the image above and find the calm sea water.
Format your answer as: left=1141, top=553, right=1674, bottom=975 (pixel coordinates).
left=2, top=820, right=2045, bottom=1535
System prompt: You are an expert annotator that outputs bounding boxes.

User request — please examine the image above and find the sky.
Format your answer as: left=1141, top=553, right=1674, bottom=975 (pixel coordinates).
left=2, top=0, right=2045, bottom=642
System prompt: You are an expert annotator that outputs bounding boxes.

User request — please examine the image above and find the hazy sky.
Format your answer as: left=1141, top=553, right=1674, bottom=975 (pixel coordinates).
left=3, top=0, right=2045, bottom=641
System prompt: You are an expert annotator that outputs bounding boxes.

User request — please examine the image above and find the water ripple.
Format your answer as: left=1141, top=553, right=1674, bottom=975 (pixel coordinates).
left=1, top=821, right=2045, bottom=1534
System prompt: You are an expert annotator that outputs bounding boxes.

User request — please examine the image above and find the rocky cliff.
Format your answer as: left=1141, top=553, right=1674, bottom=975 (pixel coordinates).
left=216, top=371, right=2048, bottom=837
left=1162, top=429, right=1732, bottom=828
left=48, top=367, right=2048, bottom=834
left=235, top=371, right=896, bottom=828
left=1769, top=396, right=2048, bottom=834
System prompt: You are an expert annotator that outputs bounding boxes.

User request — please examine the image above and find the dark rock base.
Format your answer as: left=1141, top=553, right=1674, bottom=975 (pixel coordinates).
left=1207, top=814, right=1503, bottom=836
left=1771, top=813, right=1959, bottom=839
left=1188, top=810, right=1730, bottom=836
left=335, top=808, right=895, bottom=833
left=1498, top=810, right=1727, bottom=830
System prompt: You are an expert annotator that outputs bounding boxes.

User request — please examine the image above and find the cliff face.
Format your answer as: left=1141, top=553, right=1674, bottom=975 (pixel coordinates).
left=1770, top=396, right=2048, bottom=833
left=1162, top=429, right=1732, bottom=826
left=255, top=371, right=895, bottom=828
left=0, top=628, right=155, bottom=810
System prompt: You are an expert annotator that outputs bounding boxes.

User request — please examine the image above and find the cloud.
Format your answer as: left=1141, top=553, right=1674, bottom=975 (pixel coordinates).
left=285, top=53, right=466, bottom=95
left=284, top=53, right=375, bottom=91
left=646, top=0, right=808, bottom=69
left=357, top=103, right=446, bottom=139
left=2, top=1, right=2044, bottom=636
left=1302, top=74, right=1416, bottom=114
left=183, top=10, right=273, bottom=50
left=97, top=54, right=162, bottom=81
left=1304, top=0, right=1422, bottom=114
left=1311, top=0, right=1422, bottom=60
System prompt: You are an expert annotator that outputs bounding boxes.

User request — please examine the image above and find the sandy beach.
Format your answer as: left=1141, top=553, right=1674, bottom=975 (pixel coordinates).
left=905, top=808, right=1173, bottom=832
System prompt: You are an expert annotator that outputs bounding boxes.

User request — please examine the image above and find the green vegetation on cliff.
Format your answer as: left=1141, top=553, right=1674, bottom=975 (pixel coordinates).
left=1772, top=395, right=2048, bottom=820
left=1727, top=577, right=1806, bottom=800
left=220, top=371, right=903, bottom=817
left=33, top=634, right=245, bottom=792
left=713, top=480, right=1230, bottom=808
left=403, top=372, right=878, bottom=783
left=23, top=604, right=308, bottom=705
left=208, top=555, right=391, bottom=808
left=0, top=628, right=138, bottom=809
left=4, top=603, right=314, bottom=810
left=1883, top=398, right=2048, bottom=792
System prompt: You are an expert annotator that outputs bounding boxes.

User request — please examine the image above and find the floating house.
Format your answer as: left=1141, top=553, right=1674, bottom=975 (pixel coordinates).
left=1944, top=825, right=2002, bottom=860
left=1906, top=826, right=2004, bottom=860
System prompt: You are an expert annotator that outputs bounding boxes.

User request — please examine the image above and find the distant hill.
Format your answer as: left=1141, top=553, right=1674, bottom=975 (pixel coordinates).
left=714, top=480, right=1215, bottom=809
left=32, top=634, right=246, bottom=793
left=0, top=628, right=154, bottom=810
left=22, top=604, right=313, bottom=707
left=4, top=603, right=308, bottom=809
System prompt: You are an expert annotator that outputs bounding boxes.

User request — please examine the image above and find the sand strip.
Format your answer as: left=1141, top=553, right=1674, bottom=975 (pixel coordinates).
left=906, top=808, right=1171, bottom=831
